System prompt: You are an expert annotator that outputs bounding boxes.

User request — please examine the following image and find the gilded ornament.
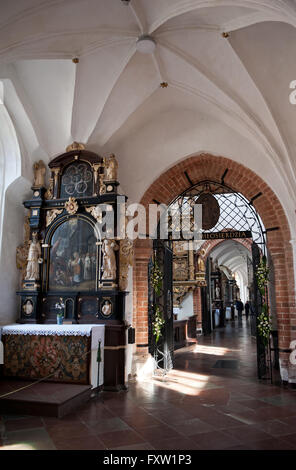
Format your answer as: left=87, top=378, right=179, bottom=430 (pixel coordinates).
left=44, top=177, right=54, bottom=200
left=46, top=209, right=63, bottom=227
left=16, top=216, right=30, bottom=280
left=99, top=173, right=106, bottom=195
left=85, top=205, right=103, bottom=223
left=103, top=154, right=118, bottom=182
left=65, top=197, right=78, bottom=215
left=66, top=141, right=85, bottom=152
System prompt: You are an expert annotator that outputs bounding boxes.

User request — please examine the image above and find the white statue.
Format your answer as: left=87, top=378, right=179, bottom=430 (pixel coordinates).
left=25, top=232, right=42, bottom=280
left=101, top=239, right=118, bottom=279
left=33, top=160, right=46, bottom=188
left=104, top=154, right=118, bottom=181
left=215, top=285, right=221, bottom=299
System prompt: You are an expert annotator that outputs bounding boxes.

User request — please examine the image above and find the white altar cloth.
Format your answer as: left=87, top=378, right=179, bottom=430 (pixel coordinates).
left=1, top=324, right=105, bottom=387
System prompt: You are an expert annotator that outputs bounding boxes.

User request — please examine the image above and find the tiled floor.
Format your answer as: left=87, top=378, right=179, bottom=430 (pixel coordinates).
left=1, top=317, right=296, bottom=450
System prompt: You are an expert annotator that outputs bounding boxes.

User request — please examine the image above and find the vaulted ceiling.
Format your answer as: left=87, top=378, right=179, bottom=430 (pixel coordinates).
left=0, top=0, right=296, bottom=235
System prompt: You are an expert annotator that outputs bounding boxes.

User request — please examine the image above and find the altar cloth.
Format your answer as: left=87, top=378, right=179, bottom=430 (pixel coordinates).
left=1, top=324, right=105, bottom=387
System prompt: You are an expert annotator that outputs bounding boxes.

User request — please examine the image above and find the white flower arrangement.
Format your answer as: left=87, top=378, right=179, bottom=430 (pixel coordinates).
left=55, top=298, right=65, bottom=317
left=152, top=305, right=165, bottom=344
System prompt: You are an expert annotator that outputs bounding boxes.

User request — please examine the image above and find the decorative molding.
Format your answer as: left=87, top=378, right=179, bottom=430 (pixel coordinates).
left=46, top=208, right=63, bottom=227
left=44, top=177, right=54, bottom=200
left=65, top=197, right=78, bottom=215
left=66, top=141, right=85, bottom=152
left=16, top=215, right=30, bottom=280
left=85, top=205, right=103, bottom=222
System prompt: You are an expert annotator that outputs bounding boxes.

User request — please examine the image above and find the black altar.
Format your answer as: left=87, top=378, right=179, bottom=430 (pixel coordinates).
left=15, top=144, right=132, bottom=390
left=17, top=145, right=127, bottom=326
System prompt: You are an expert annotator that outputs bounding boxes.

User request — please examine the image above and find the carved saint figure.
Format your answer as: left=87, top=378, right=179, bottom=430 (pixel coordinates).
left=197, top=255, right=205, bottom=272
left=104, top=154, right=118, bottom=182
left=101, top=239, right=118, bottom=280
left=25, top=232, right=42, bottom=280
left=33, top=160, right=46, bottom=188
left=215, top=285, right=221, bottom=299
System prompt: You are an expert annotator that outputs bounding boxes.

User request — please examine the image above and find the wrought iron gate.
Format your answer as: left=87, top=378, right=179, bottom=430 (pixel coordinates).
left=148, top=239, right=174, bottom=374
left=252, top=241, right=272, bottom=381
left=148, top=179, right=274, bottom=381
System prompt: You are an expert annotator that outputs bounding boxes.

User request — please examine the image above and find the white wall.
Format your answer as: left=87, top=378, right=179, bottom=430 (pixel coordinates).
left=175, top=291, right=194, bottom=321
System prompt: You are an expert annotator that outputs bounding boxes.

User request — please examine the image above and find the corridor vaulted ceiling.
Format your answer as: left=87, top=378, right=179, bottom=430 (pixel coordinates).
left=0, top=0, right=296, bottom=235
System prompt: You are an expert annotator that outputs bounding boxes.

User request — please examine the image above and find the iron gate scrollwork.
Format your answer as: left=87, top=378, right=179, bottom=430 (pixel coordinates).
left=148, top=239, right=174, bottom=374
left=148, top=179, right=275, bottom=382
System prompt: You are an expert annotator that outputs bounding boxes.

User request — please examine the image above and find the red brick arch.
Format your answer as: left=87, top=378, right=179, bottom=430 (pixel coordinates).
left=133, top=153, right=296, bottom=380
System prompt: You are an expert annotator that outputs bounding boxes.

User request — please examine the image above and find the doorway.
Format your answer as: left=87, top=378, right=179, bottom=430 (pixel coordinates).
left=148, top=179, right=278, bottom=382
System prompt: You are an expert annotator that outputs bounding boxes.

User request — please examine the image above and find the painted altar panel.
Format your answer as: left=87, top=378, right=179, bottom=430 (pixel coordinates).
left=2, top=334, right=90, bottom=384
left=48, top=218, right=97, bottom=292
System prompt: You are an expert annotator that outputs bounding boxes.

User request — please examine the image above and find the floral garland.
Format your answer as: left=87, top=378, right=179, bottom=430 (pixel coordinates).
left=152, top=305, right=165, bottom=344
left=256, top=255, right=269, bottom=296
left=150, top=259, right=163, bottom=296
left=150, top=258, right=164, bottom=344
left=256, top=256, right=271, bottom=345
left=257, top=304, right=272, bottom=346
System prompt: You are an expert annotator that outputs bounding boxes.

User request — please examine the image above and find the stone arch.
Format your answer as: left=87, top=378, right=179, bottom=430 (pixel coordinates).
left=133, top=153, right=296, bottom=383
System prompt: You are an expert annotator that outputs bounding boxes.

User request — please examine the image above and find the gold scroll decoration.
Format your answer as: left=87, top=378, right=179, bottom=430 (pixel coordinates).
left=85, top=205, right=103, bottom=223
left=46, top=209, right=63, bottom=227
left=16, top=215, right=30, bottom=280
left=66, top=142, right=85, bottom=152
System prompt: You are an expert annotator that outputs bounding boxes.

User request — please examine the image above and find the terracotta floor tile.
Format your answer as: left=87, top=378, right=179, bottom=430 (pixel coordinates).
left=254, top=419, right=296, bottom=437
left=249, top=438, right=296, bottom=450
left=174, top=418, right=215, bottom=436
left=136, top=424, right=183, bottom=442
left=112, top=442, right=155, bottom=450
left=99, top=429, right=145, bottom=448
left=54, top=435, right=106, bottom=450
left=4, top=416, right=43, bottom=432
left=152, top=436, right=198, bottom=450
left=222, top=424, right=272, bottom=443
left=121, top=413, right=163, bottom=429
left=191, top=430, right=241, bottom=450
left=2, top=320, right=296, bottom=451
left=85, top=416, right=131, bottom=434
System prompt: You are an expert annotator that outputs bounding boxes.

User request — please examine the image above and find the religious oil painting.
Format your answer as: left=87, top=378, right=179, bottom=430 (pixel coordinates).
left=49, top=218, right=97, bottom=291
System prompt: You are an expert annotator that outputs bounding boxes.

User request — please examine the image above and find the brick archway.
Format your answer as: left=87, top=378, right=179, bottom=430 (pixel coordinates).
left=133, top=153, right=296, bottom=382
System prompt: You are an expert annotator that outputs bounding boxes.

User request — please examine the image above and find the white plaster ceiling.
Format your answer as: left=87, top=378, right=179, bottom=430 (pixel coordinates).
left=210, top=240, right=251, bottom=284
left=0, top=0, right=296, bottom=235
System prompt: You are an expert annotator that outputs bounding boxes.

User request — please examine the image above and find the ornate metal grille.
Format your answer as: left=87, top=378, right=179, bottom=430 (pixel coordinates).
left=167, top=180, right=266, bottom=250
left=151, top=179, right=274, bottom=382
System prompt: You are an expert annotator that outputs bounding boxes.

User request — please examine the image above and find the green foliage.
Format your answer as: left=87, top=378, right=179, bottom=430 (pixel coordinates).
left=150, top=260, right=163, bottom=296
left=152, top=305, right=165, bottom=344
left=257, top=304, right=272, bottom=346
left=255, top=256, right=271, bottom=345
left=256, top=255, right=269, bottom=296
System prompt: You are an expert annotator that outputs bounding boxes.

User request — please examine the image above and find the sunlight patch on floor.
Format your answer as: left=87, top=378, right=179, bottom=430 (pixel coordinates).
left=151, top=368, right=222, bottom=396
left=0, top=442, right=36, bottom=450
left=193, top=344, right=241, bottom=356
